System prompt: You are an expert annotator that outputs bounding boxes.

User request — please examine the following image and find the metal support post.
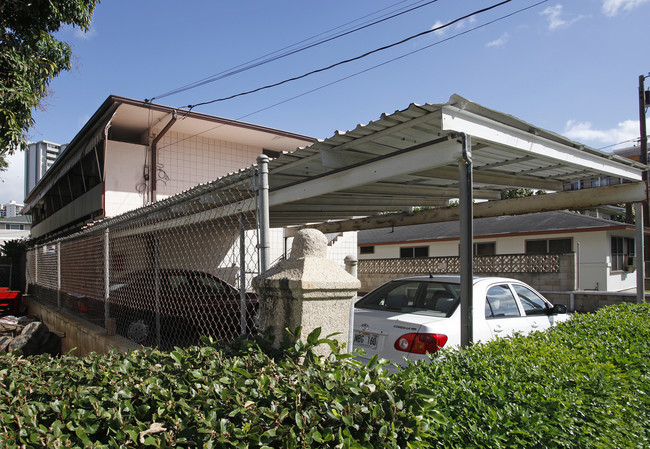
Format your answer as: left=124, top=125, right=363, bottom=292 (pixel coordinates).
left=57, top=242, right=61, bottom=309
left=636, top=202, right=645, bottom=303
left=104, top=229, right=111, bottom=330
left=154, top=236, right=161, bottom=347
left=239, top=214, right=247, bottom=335
left=34, top=245, right=38, bottom=286
left=458, top=134, right=474, bottom=348
left=257, top=154, right=271, bottom=273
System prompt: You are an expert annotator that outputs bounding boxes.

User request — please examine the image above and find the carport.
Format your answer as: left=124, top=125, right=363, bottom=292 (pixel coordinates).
left=255, top=94, right=647, bottom=346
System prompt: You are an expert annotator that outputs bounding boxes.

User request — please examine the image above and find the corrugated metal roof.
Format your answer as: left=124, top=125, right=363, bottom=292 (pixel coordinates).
left=263, top=94, right=645, bottom=228
left=48, top=93, right=646, bottom=238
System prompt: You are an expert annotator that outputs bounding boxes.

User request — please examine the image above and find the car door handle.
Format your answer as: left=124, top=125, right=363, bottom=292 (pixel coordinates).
left=493, top=324, right=503, bottom=333
left=531, top=321, right=539, bottom=328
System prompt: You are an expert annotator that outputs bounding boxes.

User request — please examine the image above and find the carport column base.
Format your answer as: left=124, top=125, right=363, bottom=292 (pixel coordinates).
left=252, top=229, right=361, bottom=356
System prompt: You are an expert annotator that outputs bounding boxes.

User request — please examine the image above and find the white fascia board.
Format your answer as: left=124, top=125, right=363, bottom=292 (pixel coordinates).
left=269, top=138, right=463, bottom=206
left=441, top=106, right=643, bottom=181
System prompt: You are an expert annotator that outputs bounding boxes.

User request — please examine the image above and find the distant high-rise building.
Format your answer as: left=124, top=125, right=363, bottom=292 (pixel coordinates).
left=1, top=201, right=24, bottom=218
left=24, top=141, right=65, bottom=199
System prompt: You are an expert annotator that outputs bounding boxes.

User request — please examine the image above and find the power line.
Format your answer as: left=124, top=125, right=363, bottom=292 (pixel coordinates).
left=184, top=0, right=514, bottom=111
left=146, top=0, right=436, bottom=102
left=598, top=137, right=646, bottom=151
left=158, top=0, right=544, bottom=152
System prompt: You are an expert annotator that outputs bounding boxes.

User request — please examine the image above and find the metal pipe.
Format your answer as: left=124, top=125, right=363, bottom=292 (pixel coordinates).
left=239, top=214, right=247, bottom=335
left=635, top=202, right=645, bottom=303
left=576, top=242, right=581, bottom=290
left=458, top=133, right=474, bottom=348
left=154, top=235, right=161, bottom=346
left=257, top=155, right=271, bottom=273
left=151, top=111, right=178, bottom=203
left=104, top=229, right=110, bottom=331
left=57, top=242, right=61, bottom=309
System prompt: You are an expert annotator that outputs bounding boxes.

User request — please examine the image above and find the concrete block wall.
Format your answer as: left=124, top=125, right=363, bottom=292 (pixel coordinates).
left=542, top=291, right=643, bottom=313
left=358, top=253, right=577, bottom=294
left=24, top=296, right=140, bottom=356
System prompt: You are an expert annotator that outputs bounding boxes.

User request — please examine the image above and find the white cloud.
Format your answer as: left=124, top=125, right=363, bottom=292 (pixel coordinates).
left=564, top=119, right=646, bottom=149
left=486, top=32, right=510, bottom=47
left=431, top=20, right=447, bottom=36
left=432, top=16, right=477, bottom=37
left=602, top=0, right=650, bottom=16
left=541, top=4, right=585, bottom=30
left=455, top=16, right=477, bottom=30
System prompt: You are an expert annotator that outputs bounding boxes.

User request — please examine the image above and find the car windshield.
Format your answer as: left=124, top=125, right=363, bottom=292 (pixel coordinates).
left=355, top=280, right=461, bottom=317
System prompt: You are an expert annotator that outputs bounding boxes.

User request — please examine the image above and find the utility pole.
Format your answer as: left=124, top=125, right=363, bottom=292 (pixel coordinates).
left=639, top=74, right=649, bottom=174
left=639, top=73, right=649, bottom=300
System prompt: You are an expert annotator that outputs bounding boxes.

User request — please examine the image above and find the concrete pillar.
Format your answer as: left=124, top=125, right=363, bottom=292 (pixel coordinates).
left=344, top=255, right=358, bottom=278
left=252, top=229, right=361, bottom=355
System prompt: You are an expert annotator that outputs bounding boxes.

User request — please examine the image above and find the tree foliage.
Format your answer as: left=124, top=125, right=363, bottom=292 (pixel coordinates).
left=500, top=188, right=546, bottom=200
left=0, top=0, right=99, bottom=170
left=0, top=238, right=26, bottom=258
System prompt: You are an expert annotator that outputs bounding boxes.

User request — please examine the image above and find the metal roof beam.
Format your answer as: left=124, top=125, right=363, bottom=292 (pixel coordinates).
left=411, top=166, right=563, bottom=191
left=340, top=183, right=501, bottom=200
left=269, top=137, right=463, bottom=206
left=290, top=195, right=449, bottom=207
left=442, top=106, right=644, bottom=181
left=285, top=182, right=647, bottom=236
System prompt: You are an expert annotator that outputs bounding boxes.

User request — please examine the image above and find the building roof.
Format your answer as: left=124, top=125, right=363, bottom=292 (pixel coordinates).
left=358, top=210, right=635, bottom=245
left=0, top=215, right=31, bottom=225
left=23, top=95, right=316, bottom=212
left=28, top=93, right=647, bottom=242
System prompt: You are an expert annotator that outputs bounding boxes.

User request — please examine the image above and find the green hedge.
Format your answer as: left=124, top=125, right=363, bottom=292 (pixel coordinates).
left=0, top=329, right=435, bottom=448
left=2, top=304, right=650, bottom=448
left=414, top=303, right=650, bottom=448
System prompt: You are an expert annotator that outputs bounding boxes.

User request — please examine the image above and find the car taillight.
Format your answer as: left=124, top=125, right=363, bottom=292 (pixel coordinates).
left=394, top=333, right=448, bottom=354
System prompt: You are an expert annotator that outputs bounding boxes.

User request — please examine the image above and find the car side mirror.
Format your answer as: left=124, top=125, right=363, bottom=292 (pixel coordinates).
left=548, top=304, right=567, bottom=315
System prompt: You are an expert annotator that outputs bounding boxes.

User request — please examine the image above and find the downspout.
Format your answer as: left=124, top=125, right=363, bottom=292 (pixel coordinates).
left=457, top=133, right=474, bottom=348
left=150, top=111, right=178, bottom=203
left=257, top=154, right=271, bottom=273
left=102, top=111, right=118, bottom=217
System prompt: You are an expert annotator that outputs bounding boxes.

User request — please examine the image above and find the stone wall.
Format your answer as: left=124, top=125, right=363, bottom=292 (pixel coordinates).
left=24, top=296, right=140, bottom=355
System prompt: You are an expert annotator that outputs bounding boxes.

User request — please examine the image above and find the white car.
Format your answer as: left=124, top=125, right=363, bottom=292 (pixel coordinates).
left=353, top=275, right=570, bottom=368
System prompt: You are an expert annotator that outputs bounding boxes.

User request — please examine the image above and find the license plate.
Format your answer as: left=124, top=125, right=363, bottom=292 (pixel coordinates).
left=354, top=331, right=378, bottom=350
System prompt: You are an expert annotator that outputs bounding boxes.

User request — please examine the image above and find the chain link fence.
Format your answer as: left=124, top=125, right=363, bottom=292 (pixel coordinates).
left=0, top=264, right=12, bottom=288
left=25, top=169, right=260, bottom=350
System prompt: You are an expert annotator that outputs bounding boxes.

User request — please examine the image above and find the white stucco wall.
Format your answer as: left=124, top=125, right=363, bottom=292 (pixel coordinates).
left=603, top=230, right=637, bottom=292
left=358, top=229, right=639, bottom=292
left=104, top=141, right=149, bottom=216
left=156, top=131, right=262, bottom=197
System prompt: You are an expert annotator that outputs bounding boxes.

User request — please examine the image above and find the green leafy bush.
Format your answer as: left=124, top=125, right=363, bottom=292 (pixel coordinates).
left=411, top=303, right=650, bottom=448
left=2, top=304, right=650, bottom=448
left=0, top=329, right=435, bottom=448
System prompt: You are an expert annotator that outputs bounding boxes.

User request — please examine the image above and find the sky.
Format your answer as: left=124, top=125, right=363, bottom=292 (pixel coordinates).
left=1, top=0, right=649, bottom=205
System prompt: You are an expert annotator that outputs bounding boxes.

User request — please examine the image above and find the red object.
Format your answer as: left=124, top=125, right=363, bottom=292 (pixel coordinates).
left=0, top=287, right=9, bottom=291
left=394, top=333, right=448, bottom=354
left=0, top=290, right=21, bottom=315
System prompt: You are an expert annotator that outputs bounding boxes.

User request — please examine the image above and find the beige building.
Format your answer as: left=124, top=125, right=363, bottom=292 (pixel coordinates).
left=23, top=95, right=316, bottom=241
left=358, top=211, right=643, bottom=292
